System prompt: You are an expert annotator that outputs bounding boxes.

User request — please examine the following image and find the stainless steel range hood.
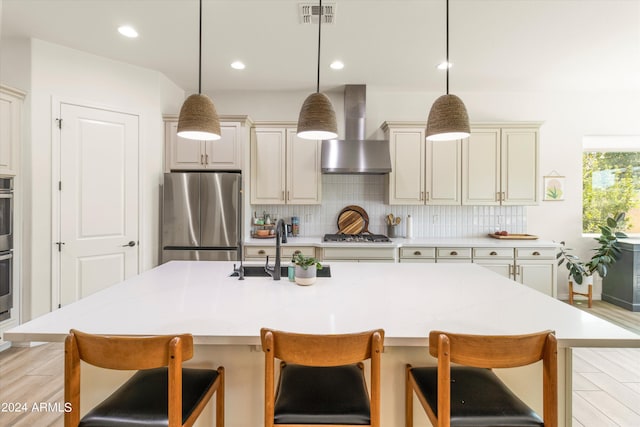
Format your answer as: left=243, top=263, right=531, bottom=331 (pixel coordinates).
left=321, top=85, right=392, bottom=174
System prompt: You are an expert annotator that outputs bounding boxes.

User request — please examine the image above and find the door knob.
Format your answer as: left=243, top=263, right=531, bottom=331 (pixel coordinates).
left=122, top=241, right=136, bottom=247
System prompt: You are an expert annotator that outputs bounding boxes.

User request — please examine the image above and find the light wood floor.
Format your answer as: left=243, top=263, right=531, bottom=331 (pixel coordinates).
left=569, top=300, right=640, bottom=427
left=0, top=300, right=638, bottom=427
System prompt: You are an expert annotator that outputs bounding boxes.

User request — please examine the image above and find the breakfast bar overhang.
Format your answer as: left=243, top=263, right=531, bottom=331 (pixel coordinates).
left=5, top=261, right=640, bottom=427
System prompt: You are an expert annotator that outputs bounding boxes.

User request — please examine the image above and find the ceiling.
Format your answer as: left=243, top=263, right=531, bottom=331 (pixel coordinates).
left=2, top=0, right=640, bottom=94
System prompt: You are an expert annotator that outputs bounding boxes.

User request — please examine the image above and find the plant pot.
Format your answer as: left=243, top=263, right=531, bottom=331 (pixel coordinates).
left=576, top=275, right=594, bottom=288
left=295, top=265, right=317, bottom=286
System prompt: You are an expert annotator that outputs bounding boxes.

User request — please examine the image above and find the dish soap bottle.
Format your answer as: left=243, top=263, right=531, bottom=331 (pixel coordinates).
left=288, top=257, right=295, bottom=282
left=406, top=214, right=413, bottom=239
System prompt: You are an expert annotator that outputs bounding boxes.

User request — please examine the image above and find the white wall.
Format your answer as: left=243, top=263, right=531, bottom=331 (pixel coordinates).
left=23, top=39, right=183, bottom=319
left=211, top=86, right=640, bottom=298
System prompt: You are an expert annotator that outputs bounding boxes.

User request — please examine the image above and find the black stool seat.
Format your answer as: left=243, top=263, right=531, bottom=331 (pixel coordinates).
left=410, top=366, right=543, bottom=427
left=79, top=367, right=219, bottom=427
left=274, top=363, right=371, bottom=425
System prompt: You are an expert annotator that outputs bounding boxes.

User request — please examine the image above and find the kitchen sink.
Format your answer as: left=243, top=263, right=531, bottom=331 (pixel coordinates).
left=230, top=265, right=331, bottom=278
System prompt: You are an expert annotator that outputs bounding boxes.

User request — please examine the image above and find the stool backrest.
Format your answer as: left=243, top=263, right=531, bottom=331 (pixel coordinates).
left=428, top=329, right=555, bottom=368
left=261, top=328, right=384, bottom=366
left=68, top=329, right=194, bottom=370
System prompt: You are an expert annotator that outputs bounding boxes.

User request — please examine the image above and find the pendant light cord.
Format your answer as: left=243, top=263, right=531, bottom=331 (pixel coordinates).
left=316, top=0, right=322, bottom=93
left=445, top=0, right=449, bottom=95
left=198, top=0, right=203, bottom=95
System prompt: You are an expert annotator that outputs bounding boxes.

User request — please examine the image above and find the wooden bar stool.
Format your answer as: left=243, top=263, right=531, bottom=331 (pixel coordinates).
left=406, top=330, right=557, bottom=427
left=64, top=329, right=224, bottom=427
left=261, top=327, right=384, bottom=427
left=568, top=280, right=593, bottom=308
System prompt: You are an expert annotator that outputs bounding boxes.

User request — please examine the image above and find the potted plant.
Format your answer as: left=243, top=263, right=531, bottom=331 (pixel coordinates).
left=293, top=253, right=322, bottom=286
left=557, top=212, right=628, bottom=286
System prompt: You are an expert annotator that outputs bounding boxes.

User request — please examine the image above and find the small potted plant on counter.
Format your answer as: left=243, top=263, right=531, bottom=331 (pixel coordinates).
left=293, top=253, right=322, bottom=286
left=557, top=212, right=628, bottom=286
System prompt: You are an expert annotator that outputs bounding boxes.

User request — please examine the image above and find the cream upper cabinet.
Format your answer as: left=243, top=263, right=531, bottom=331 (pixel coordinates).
left=462, top=124, right=539, bottom=205
left=164, top=115, right=251, bottom=171
left=383, top=122, right=461, bottom=205
left=0, top=85, right=25, bottom=176
left=251, top=124, right=321, bottom=205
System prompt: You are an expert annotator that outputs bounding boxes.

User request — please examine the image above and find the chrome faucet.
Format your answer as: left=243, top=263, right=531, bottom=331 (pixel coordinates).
left=265, top=219, right=288, bottom=280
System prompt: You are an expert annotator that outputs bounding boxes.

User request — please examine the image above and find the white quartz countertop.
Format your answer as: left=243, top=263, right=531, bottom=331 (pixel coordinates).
left=245, top=236, right=560, bottom=248
left=5, top=261, right=638, bottom=348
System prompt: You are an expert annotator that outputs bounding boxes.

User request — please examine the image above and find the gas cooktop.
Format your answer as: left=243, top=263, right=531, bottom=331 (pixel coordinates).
left=323, top=233, right=391, bottom=243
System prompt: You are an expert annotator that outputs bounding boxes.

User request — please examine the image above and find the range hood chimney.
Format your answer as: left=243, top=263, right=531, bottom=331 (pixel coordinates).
left=321, top=85, right=392, bottom=174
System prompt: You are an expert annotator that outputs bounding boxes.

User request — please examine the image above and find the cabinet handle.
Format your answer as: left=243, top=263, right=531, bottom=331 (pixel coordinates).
left=282, top=191, right=285, bottom=201
left=502, top=192, right=506, bottom=202
left=532, top=251, right=540, bottom=256
left=201, top=154, right=205, bottom=165
left=496, top=192, right=501, bottom=202
left=450, top=251, right=458, bottom=256
left=509, top=264, right=514, bottom=276
left=293, top=250, right=301, bottom=256
left=414, top=251, right=422, bottom=256
left=420, top=191, right=424, bottom=201
left=425, top=191, right=430, bottom=201
left=258, top=250, right=266, bottom=255
left=205, top=153, right=209, bottom=164
left=490, top=251, right=497, bottom=256
left=517, top=265, right=522, bottom=276
left=287, top=190, right=290, bottom=201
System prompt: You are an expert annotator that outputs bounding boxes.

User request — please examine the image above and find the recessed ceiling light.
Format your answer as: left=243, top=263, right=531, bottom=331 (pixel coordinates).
left=330, top=61, right=344, bottom=70
left=231, top=61, right=246, bottom=70
left=437, top=61, right=452, bottom=70
left=118, top=25, right=138, bottom=38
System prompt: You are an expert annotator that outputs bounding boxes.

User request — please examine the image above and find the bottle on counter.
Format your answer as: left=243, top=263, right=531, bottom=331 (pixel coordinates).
left=288, top=257, right=295, bottom=282
left=291, top=216, right=300, bottom=237
left=406, top=215, right=413, bottom=239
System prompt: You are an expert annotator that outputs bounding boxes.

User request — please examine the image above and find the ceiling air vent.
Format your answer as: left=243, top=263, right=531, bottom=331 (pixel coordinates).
left=299, top=3, right=336, bottom=24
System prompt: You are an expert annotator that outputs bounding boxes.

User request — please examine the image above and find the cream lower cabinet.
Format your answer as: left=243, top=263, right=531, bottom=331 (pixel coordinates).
left=473, top=248, right=515, bottom=278
left=244, top=245, right=315, bottom=262
left=474, top=247, right=557, bottom=297
left=462, top=124, right=540, bottom=205
left=514, top=248, right=557, bottom=297
left=320, top=247, right=396, bottom=263
left=251, top=125, right=321, bottom=205
left=383, top=122, right=461, bottom=205
left=164, top=115, right=251, bottom=171
left=398, top=247, right=436, bottom=263
left=436, top=248, right=472, bottom=263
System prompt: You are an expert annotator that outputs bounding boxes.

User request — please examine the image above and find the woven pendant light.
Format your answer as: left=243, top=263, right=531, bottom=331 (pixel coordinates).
left=297, top=0, right=338, bottom=140
left=426, top=0, right=470, bottom=141
left=177, top=0, right=221, bottom=141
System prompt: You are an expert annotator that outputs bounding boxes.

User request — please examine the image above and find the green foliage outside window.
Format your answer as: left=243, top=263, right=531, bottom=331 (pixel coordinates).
left=582, top=152, right=640, bottom=233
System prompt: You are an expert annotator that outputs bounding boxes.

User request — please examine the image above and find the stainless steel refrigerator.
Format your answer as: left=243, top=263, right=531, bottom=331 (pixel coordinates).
left=162, top=172, right=242, bottom=262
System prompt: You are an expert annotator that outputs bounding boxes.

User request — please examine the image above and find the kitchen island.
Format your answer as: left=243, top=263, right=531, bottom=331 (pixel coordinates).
left=4, top=261, right=639, bottom=426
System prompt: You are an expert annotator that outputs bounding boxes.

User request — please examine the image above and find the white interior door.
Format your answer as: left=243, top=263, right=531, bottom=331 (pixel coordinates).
left=58, top=103, right=139, bottom=306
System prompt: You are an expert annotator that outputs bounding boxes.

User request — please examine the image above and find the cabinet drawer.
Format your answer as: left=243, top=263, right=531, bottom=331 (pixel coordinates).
left=245, top=246, right=314, bottom=259
left=515, top=247, right=556, bottom=260
left=473, top=248, right=514, bottom=259
left=322, top=247, right=396, bottom=260
left=282, top=246, right=315, bottom=258
left=400, top=247, right=436, bottom=259
left=437, top=248, right=472, bottom=259
left=245, top=246, right=275, bottom=258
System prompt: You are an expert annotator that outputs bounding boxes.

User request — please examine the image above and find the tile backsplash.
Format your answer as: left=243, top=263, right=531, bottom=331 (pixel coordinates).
left=252, top=175, right=526, bottom=238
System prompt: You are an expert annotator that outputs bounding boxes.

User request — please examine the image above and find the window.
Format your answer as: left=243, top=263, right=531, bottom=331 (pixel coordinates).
left=583, top=136, right=640, bottom=234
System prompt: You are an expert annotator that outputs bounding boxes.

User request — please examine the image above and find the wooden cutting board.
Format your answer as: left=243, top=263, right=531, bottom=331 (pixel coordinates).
left=337, top=205, right=369, bottom=234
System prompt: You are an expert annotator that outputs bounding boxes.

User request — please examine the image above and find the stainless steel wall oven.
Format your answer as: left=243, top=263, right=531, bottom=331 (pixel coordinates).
left=0, top=177, right=13, bottom=321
